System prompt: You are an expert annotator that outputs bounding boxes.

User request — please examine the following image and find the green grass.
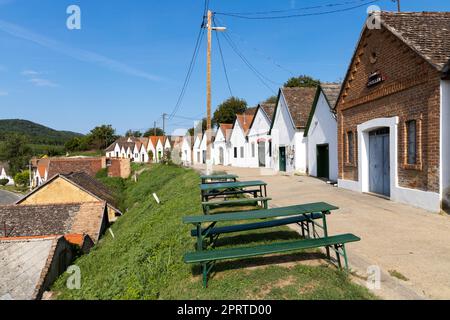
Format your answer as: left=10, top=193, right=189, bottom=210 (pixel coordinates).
left=0, top=185, right=28, bottom=194
left=52, top=164, right=376, bottom=300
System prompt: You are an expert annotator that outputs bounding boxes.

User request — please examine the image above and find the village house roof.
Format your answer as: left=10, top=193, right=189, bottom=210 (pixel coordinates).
left=149, top=136, right=164, bottom=148
left=259, top=103, right=276, bottom=121
left=218, top=123, right=233, bottom=142
left=320, top=83, right=342, bottom=109
left=0, top=202, right=107, bottom=242
left=379, top=11, right=450, bottom=71
left=280, top=87, right=318, bottom=129
left=235, top=111, right=256, bottom=136
left=32, top=157, right=104, bottom=180
left=0, top=235, right=67, bottom=300
left=16, top=172, right=121, bottom=215
left=105, top=136, right=150, bottom=153
left=63, top=172, right=118, bottom=208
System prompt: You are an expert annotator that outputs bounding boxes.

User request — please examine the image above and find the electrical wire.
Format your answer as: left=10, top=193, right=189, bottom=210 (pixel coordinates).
left=167, top=0, right=208, bottom=120
left=214, top=15, right=294, bottom=76
left=216, top=23, right=277, bottom=94
left=213, top=20, right=233, bottom=97
left=215, top=0, right=380, bottom=20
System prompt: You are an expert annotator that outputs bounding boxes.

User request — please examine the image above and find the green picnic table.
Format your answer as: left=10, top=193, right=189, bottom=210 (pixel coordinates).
left=183, top=202, right=360, bottom=287
left=200, top=180, right=267, bottom=202
left=200, top=174, right=238, bottom=184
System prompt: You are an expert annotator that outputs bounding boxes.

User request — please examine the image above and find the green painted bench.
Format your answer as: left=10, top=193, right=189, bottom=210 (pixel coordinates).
left=201, top=197, right=272, bottom=214
left=183, top=202, right=343, bottom=287
left=200, top=174, right=238, bottom=184
left=184, top=233, right=361, bottom=287
left=200, top=180, right=268, bottom=202
left=191, top=213, right=323, bottom=237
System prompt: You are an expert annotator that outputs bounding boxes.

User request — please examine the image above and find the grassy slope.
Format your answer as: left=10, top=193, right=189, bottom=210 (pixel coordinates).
left=52, top=165, right=375, bottom=300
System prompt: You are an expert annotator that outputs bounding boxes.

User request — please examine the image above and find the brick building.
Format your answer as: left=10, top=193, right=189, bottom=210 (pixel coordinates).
left=336, top=12, right=450, bottom=212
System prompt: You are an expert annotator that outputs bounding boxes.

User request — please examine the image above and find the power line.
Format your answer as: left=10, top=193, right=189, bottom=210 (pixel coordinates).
left=214, top=15, right=294, bottom=76
left=216, top=23, right=277, bottom=94
left=216, top=0, right=377, bottom=15
left=167, top=0, right=208, bottom=121
left=215, top=0, right=380, bottom=20
left=213, top=20, right=233, bottom=97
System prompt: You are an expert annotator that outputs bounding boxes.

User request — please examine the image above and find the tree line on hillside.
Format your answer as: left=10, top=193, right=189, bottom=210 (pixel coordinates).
left=187, top=75, right=320, bottom=135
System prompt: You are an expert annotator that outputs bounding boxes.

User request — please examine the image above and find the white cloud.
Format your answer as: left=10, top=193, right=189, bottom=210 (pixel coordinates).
left=0, top=19, right=162, bottom=82
left=28, top=78, right=58, bottom=87
left=21, top=69, right=40, bottom=76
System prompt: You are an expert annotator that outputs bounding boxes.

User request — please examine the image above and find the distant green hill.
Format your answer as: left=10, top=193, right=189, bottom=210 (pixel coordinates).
left=0, top=119, right=83, bottom=146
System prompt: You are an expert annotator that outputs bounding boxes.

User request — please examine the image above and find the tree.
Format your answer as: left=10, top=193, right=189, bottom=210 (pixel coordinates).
left=88, top=125, right=117, bottom=150
left=143, top=127, right=165, bottom=137
left=65, top=137, right=82, bottom=151
left=263, top=95, right=278, bottom=104
left=125, top=130, right=143, bottom=137
left=284, top=75, right=320, bottom=88
left=0, top=133, right=32, bottom=176
left=212, top=97, right=247, bottom=127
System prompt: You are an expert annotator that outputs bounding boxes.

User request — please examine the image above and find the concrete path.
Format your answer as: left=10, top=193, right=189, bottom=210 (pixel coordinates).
left=195, top=165, right=450, bottom=300
left=0, top=190, right=20, bottom=205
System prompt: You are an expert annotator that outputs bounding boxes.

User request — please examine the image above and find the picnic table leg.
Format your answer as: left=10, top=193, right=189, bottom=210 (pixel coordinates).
left=334, top=244, right=342, bottom=268
left=196, top=224, right=203, bottom=251
left=264, top=185, right=267, bottom=197
left=322, top=211, right=330, bottom=259
left=342, top=244, right=349, bottom=271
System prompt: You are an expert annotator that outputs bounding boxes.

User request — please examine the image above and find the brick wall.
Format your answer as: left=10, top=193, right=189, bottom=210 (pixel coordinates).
left=336, top=26, right=441, bottom=193
left=107, top=158, right=131, bottom=179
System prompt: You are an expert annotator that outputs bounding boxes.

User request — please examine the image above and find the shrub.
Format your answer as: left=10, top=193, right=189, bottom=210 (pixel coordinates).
left=0, top=178, right=9, bottom=186
left=95, top=168, right=108, bottom=179
left=14, top=170, right=30, bottom=187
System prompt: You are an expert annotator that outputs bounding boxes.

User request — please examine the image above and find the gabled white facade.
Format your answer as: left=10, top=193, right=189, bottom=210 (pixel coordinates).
left=306, top=89, right=338, bottom=181
left=270, top=91, right=308, bottom=173
left=230, top=119, right=249, bottom=167
left=147, top=140, right=157, bottom=162
left=213, top=126, right=231, bottom=166
left=247, top=107, right=273, bottom=169
left=193, top=134, right=204, bottom=165
left=181, top=136, right=193, bottom=166
left=155, top=139, right=164, bottom=163
left=164, top=138, right=171, bottom=151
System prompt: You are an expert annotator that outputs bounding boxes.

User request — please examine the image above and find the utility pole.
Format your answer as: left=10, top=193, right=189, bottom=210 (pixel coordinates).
left=205, top=10, right=226, bottom=172
left=162, top=113, right=167, bottom=136
left=396, top=0, right=401, bottom=12
left=153, top=121, right=157, bottom=136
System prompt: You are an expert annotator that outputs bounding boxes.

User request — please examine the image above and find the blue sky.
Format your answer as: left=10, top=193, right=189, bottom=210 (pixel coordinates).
left=1, top=0, right=449, bottom=135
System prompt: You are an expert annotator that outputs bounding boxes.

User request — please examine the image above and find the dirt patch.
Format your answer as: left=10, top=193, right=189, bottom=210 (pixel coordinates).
left=250, top=276, right=296, bottom=299
left=298, top=282, right=317, bottom=295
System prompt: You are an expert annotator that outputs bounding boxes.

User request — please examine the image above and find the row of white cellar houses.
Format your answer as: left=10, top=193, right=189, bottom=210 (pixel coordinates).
left=184, top=83, right=341, bottom=181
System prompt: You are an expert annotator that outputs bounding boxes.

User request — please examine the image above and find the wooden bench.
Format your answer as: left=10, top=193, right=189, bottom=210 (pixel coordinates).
left=184, top=233, right=361, bottom=287
left=201, top=197, right=272, bottom=214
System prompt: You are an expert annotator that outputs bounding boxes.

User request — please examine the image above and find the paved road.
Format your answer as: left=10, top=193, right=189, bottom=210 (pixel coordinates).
left=194, top=164, right=450, bottom=300
left=0, top=190, right=21, bottom=205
